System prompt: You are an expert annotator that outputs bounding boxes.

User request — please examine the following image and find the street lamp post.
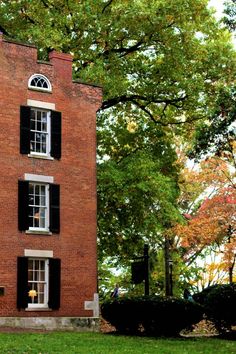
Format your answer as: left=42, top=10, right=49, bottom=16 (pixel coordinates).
left=228, top=225, right=235, bottom=283
left=169, top=259, right=173, bottom=296
left=164, top=236, right=173, bottom=296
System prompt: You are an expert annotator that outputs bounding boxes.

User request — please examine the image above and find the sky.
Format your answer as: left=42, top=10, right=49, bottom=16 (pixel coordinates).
left=208, top=0, right=225, bottom=19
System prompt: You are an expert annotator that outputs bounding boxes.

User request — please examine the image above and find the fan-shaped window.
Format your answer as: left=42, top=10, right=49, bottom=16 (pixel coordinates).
left=28, top=74, right=52, bottom=92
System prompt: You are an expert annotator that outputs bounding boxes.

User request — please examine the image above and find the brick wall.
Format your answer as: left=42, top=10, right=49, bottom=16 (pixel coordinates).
left=0, top=34, right=102, bottom=318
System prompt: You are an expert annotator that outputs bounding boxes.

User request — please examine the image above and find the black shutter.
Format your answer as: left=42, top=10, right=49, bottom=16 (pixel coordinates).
left=49, top=184, right=60, bottom=233
left=17, top=257, right=28, bottom=309
left=20, top=106, right=31, bottom=154
left=18, top=180, right=29, bottom=231
left=48, top=258, right=61, bottom=310
left=51, top=111, right=61, bottom=159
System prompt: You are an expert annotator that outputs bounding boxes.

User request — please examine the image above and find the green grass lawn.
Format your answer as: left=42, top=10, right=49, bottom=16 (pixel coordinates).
left=0, top=332, right=235, bottom=354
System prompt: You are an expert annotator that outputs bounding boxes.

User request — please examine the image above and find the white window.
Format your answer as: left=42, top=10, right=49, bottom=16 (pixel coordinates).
left=30, top=108, right=51, bottom=156
left=20, top=101, right=61, bottom=160
left=29, top=182, right=49, bottom=232
left=28, top=74, right=52, bottom=92
left=28, top=258, right=49, bottom=308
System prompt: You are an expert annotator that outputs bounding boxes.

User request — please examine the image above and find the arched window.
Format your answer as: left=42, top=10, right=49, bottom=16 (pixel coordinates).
left=28, top=74, right=52, bottom=92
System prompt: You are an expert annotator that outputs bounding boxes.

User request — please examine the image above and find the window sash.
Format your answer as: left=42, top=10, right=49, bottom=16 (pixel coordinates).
left=28, top=74, right=52, bottom=92
left=28, top=258, right=49, bottom=308
left=28, top=183, right=49, bottom=231
left=30, top=109, right=51, bottom=156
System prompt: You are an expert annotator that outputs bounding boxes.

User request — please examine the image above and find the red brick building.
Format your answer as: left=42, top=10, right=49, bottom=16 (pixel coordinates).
left=0, top=34, right=102, bottom=330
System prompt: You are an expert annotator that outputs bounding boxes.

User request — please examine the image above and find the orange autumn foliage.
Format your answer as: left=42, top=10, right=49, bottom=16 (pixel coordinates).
left=175, top=186, right=236, bottom=267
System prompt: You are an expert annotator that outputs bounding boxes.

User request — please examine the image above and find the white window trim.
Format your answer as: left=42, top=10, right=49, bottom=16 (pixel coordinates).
left=29, top=108, right=51, bottom=158
left=24, top=249, right=53, bottom=258
left=26, top=101, right=56, bottom=160
left=27, top=258, right=49, bottom=309
left=28, top=74, right=52, bottom=92
left=29, top=183, right=50, bottom=232
left=24, top=175, right=53, bottom=233
left=27, top=100, right=55, bottom=110
left=24, top=174, right=54, bottom=183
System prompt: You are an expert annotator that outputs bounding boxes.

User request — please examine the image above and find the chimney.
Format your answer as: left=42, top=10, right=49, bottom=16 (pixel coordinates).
left=49, top=50, right=73, bottom=82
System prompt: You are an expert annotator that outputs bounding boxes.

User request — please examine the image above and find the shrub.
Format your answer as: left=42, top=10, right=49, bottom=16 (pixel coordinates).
left=193, top=283, right=236, bottom=334
left=101, top=296, right=204, bottom=336
left=141, top=296, right=203, bottom=336
left=101, top=297, right=141, bottom=334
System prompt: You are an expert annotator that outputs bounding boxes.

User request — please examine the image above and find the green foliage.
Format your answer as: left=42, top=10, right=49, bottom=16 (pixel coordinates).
left=188, top=85, right=236, bottom=159
left=98, top=147, right=181, bottom=260
left=0, top=0, right=235, bottom=121
left=101, top=295, right=204, bottom=336
left=193, top=283, right=236, bottom=333
left=223, top=0, right=236, bottom=32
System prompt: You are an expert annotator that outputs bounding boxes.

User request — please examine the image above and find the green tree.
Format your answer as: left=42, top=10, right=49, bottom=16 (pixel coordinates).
left=1, top=1, right=236, bottom=281
left=188, top=85, right=236, bottom=164
left=224, top=0, right=236, bottom=31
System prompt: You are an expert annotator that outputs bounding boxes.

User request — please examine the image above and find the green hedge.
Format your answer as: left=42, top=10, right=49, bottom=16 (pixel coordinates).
left=101, top=296, right=204, bottom=336
left=193, top=283, right=236, bottom=333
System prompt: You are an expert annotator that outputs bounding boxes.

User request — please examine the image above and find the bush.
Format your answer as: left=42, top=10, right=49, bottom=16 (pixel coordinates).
left=101, top=297, right=142, bottom=334
left=141, top=296, right=203, bottom=336
left=101, top=295, right=204, bottom=336
left=193, top=283, right=236, bottom=334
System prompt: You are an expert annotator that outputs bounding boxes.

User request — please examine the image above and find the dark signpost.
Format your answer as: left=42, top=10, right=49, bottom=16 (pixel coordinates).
left=131, top=244, right=149, bottom=296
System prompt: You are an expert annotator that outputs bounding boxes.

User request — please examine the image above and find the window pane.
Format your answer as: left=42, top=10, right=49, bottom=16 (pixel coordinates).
left=31, top=78, right=37, bottom=87
left=33, top=210, right=39, bottom=227
left=34, top=260, right=40, bottom=271
left=40, top=261, right=45, bottom=271
left=42, top=143, right=46, bottom=154
left=37, top=283, right=45, bottom=303
left=37, top=111, right=41, bottom=120
left=28, top=270, right=33, bottom=281
left=35, top=195, right=40, bottom=206
left=35, top=185, right=40, bottom=195
left=39, top=271, right=45, bottom=282
left=33, top=271, right=38, bottom=282
left=39, top=210, right=45, bottom=228
left=40, top=185, right=46, bottom=196
left=42, top=121, right=47, bottom=132
left=30, top=109, right=36, bottom=119
left=35, top=133, right=41, bottom=142
left=40, top=194, right=46, bottom=206
left=30, top=119, right=35, bottom=130
left=41, top=134, right=46, bottom=143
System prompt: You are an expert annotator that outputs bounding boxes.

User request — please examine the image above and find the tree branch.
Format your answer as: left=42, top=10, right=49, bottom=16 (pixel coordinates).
left=100, top=94, right=203, bottom=127
left=0, top=25, right=9, bottom=35
left=20, top=8, right=36, bottom=24
left=117, top=146, right=141, bottom=164
left=40, top=0, right=49, bottom=8
left=102, top=0, right=114, bottom=14
left=101, top=39, right=144, bottom=59
left=101, top=94, right=186, bottom=110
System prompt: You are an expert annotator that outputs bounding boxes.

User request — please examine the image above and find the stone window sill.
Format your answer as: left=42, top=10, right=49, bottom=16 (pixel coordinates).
left=28, top=153, right=54, bottom=161
left=26, top=230, right=52, bottom=236
left=25, top=308, right=52, bottom=312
